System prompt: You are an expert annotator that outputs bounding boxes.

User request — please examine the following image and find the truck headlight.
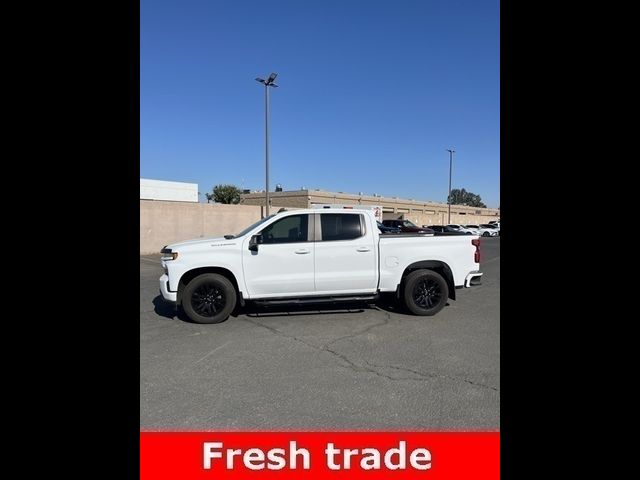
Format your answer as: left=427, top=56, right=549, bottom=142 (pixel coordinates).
left=160, top=247, right=178, bottom=261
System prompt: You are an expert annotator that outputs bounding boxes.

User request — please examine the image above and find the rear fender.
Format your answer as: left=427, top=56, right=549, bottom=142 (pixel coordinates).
left=397, top=260, right=456, bottom=300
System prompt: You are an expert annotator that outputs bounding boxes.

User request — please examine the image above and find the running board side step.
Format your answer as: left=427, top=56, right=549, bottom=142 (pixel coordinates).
left=252, top=294, right=379, bottom=306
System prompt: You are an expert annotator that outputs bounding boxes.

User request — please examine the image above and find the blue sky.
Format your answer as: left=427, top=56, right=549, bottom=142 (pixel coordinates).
left=141, top=0, right=500, bottom=207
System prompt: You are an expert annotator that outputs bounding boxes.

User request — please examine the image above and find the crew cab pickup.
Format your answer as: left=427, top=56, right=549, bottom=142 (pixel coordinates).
left=159, top=209, right=483, bottom=324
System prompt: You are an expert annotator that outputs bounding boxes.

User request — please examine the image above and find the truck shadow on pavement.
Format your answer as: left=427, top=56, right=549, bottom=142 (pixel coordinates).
left=151, top=294, right=423, bottom=323
left=152, top=295, right=179, bottom=320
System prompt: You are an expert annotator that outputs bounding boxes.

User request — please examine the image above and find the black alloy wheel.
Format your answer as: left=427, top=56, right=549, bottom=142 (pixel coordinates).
left=402, top=269, right=449, bottom=316
left=182, top=273, right=237, bottom=324
left=413, top=277, right=443, bottom=309
left=191, top=283, right=226, bottom=317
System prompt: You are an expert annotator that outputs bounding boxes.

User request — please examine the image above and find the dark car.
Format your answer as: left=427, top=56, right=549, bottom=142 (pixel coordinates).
left=429, top=225, right=470, bottom=235
left=382, top=219, right=434, bottom=234
left=377, top=221, right=401, bottom=234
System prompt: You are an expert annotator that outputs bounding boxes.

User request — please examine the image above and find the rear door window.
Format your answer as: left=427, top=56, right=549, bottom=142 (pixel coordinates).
left=320, top=214, right=363, bottom=241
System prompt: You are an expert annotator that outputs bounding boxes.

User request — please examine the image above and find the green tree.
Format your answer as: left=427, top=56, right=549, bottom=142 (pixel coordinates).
left=448, top=188, right=487, bottom=208
left=208, top=184, right=241, bottom=204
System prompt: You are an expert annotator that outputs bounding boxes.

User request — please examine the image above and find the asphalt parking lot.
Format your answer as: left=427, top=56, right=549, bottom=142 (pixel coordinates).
left=140, top=237, right=499, bottom=429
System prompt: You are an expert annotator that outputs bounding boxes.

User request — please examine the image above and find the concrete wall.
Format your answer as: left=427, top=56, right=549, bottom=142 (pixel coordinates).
left=140, top=200, right=264, bottom=254
left=140, top=197, right=498, bottom=255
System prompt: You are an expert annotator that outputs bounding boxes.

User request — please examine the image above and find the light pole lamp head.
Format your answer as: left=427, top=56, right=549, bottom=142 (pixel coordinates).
left=256, top=74, right=278, bottom=87
left=256, top=73, right=278, bottom=87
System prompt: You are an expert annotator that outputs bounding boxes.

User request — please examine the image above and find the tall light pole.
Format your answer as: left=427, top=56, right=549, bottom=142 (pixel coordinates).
left=446, top=148, right=455, bottom=224
left=255, top=73, right=278, bottom=216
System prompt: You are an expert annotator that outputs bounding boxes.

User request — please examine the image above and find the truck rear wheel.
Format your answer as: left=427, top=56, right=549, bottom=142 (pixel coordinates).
left=182, top=273, right=236, bottom=324
left=402, top=269, right=449, bottom=316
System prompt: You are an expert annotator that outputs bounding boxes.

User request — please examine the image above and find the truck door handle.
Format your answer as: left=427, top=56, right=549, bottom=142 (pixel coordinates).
left=294, top=249, right=311, bottom=254
left=356, top=247, right=371, bottom=252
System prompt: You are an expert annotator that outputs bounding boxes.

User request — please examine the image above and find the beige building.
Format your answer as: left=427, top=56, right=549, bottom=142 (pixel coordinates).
left=240, top=189, right=499, bottom=226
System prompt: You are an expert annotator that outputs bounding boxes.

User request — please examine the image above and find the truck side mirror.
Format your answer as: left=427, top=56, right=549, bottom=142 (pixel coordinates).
left=249, top=234, right=263, bottom=252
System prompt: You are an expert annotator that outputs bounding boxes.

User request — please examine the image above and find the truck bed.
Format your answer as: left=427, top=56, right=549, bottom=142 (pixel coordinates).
left=377, top=233, right=480, bottom=290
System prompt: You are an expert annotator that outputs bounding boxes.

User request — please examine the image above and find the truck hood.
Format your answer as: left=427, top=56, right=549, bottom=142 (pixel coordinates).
left=166, top=236, right=237, bottom=250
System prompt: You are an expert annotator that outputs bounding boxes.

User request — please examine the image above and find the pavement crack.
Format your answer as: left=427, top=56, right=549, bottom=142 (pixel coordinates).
left=364, top=360, right=499, bottom=391
left=239, top=317, right=320, bottom=351
left=192, top=341, right=231, bottom=366
left=322, top=309, right=391, bottom=349
left=239, top=316, right=390, bottom=380
left=240, top=313, right=498, bottom=392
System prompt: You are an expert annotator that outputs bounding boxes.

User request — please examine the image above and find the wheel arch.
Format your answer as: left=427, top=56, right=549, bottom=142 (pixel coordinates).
left=177, top=267, right=243, bottom=306
left=398, top=260, right=456, bottom=300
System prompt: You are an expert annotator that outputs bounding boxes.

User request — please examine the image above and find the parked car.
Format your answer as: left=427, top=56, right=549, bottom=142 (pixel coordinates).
left=480, top=223, right=499, bottom=234
left=463, top=224, right=483, bottom=235
left=464, top=224, right=499, bottom=236
left=159, top=209, right=483, bottom=323
left=382, top=219, right=434, bottom=234
left=484, top=222, right=500, bottom=235
left=446, top=224, right=473, bottom=235
left=473, top=224, right=499, bottom=237
left=428, top=225, right=471, bottom=235
left=377, top=221, right=401, bottom=234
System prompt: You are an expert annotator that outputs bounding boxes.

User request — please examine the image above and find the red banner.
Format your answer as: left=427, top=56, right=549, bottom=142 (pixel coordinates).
left=140, top=431, right=499, bottom=479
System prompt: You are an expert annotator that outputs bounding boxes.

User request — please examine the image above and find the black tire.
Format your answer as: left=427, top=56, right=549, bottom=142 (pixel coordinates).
left=402, top=269, right=449, bottom=316
left=182, top=273, right=236, bottom=324
left=483, top=231, right=491, bottom=237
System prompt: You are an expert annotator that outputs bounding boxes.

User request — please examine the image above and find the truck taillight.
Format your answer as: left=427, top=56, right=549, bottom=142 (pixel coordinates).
left=471, top=238, right=481, bottom=263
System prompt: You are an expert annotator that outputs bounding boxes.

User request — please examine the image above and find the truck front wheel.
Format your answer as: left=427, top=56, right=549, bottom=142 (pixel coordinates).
left=182, top=273, right=237, bottom=324
left=402, top=269, right=449, bottom=316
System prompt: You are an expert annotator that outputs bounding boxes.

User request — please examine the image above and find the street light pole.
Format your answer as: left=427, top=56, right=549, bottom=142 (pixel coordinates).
left=446, top=148, right=455, bottom=224
left=264, top=82, right=270, bottom=216
left=255, top=73, right=278, bottom=217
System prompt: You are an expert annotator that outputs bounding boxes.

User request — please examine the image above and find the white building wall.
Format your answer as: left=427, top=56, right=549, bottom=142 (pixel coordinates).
left=140, top=178, right=198, bottom=203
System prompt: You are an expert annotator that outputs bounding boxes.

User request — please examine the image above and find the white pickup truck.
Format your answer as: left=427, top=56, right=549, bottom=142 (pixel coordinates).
left=159, top=208, right=483, bottom=324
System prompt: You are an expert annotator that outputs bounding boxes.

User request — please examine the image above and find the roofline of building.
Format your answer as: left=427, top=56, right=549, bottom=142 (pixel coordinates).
left=240, top=189, right=499, bottom=212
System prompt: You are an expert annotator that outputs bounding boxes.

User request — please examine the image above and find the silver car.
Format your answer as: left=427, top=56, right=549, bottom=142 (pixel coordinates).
left=446, top=224, right=473, bottom=234
left=477, top=224, right=500, bottom=237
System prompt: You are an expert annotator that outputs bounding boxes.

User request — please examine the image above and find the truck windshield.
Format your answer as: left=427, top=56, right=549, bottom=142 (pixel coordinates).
left=403, top=220, right=418, bottom=228
left=235, top=215, right=275, bottom=238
